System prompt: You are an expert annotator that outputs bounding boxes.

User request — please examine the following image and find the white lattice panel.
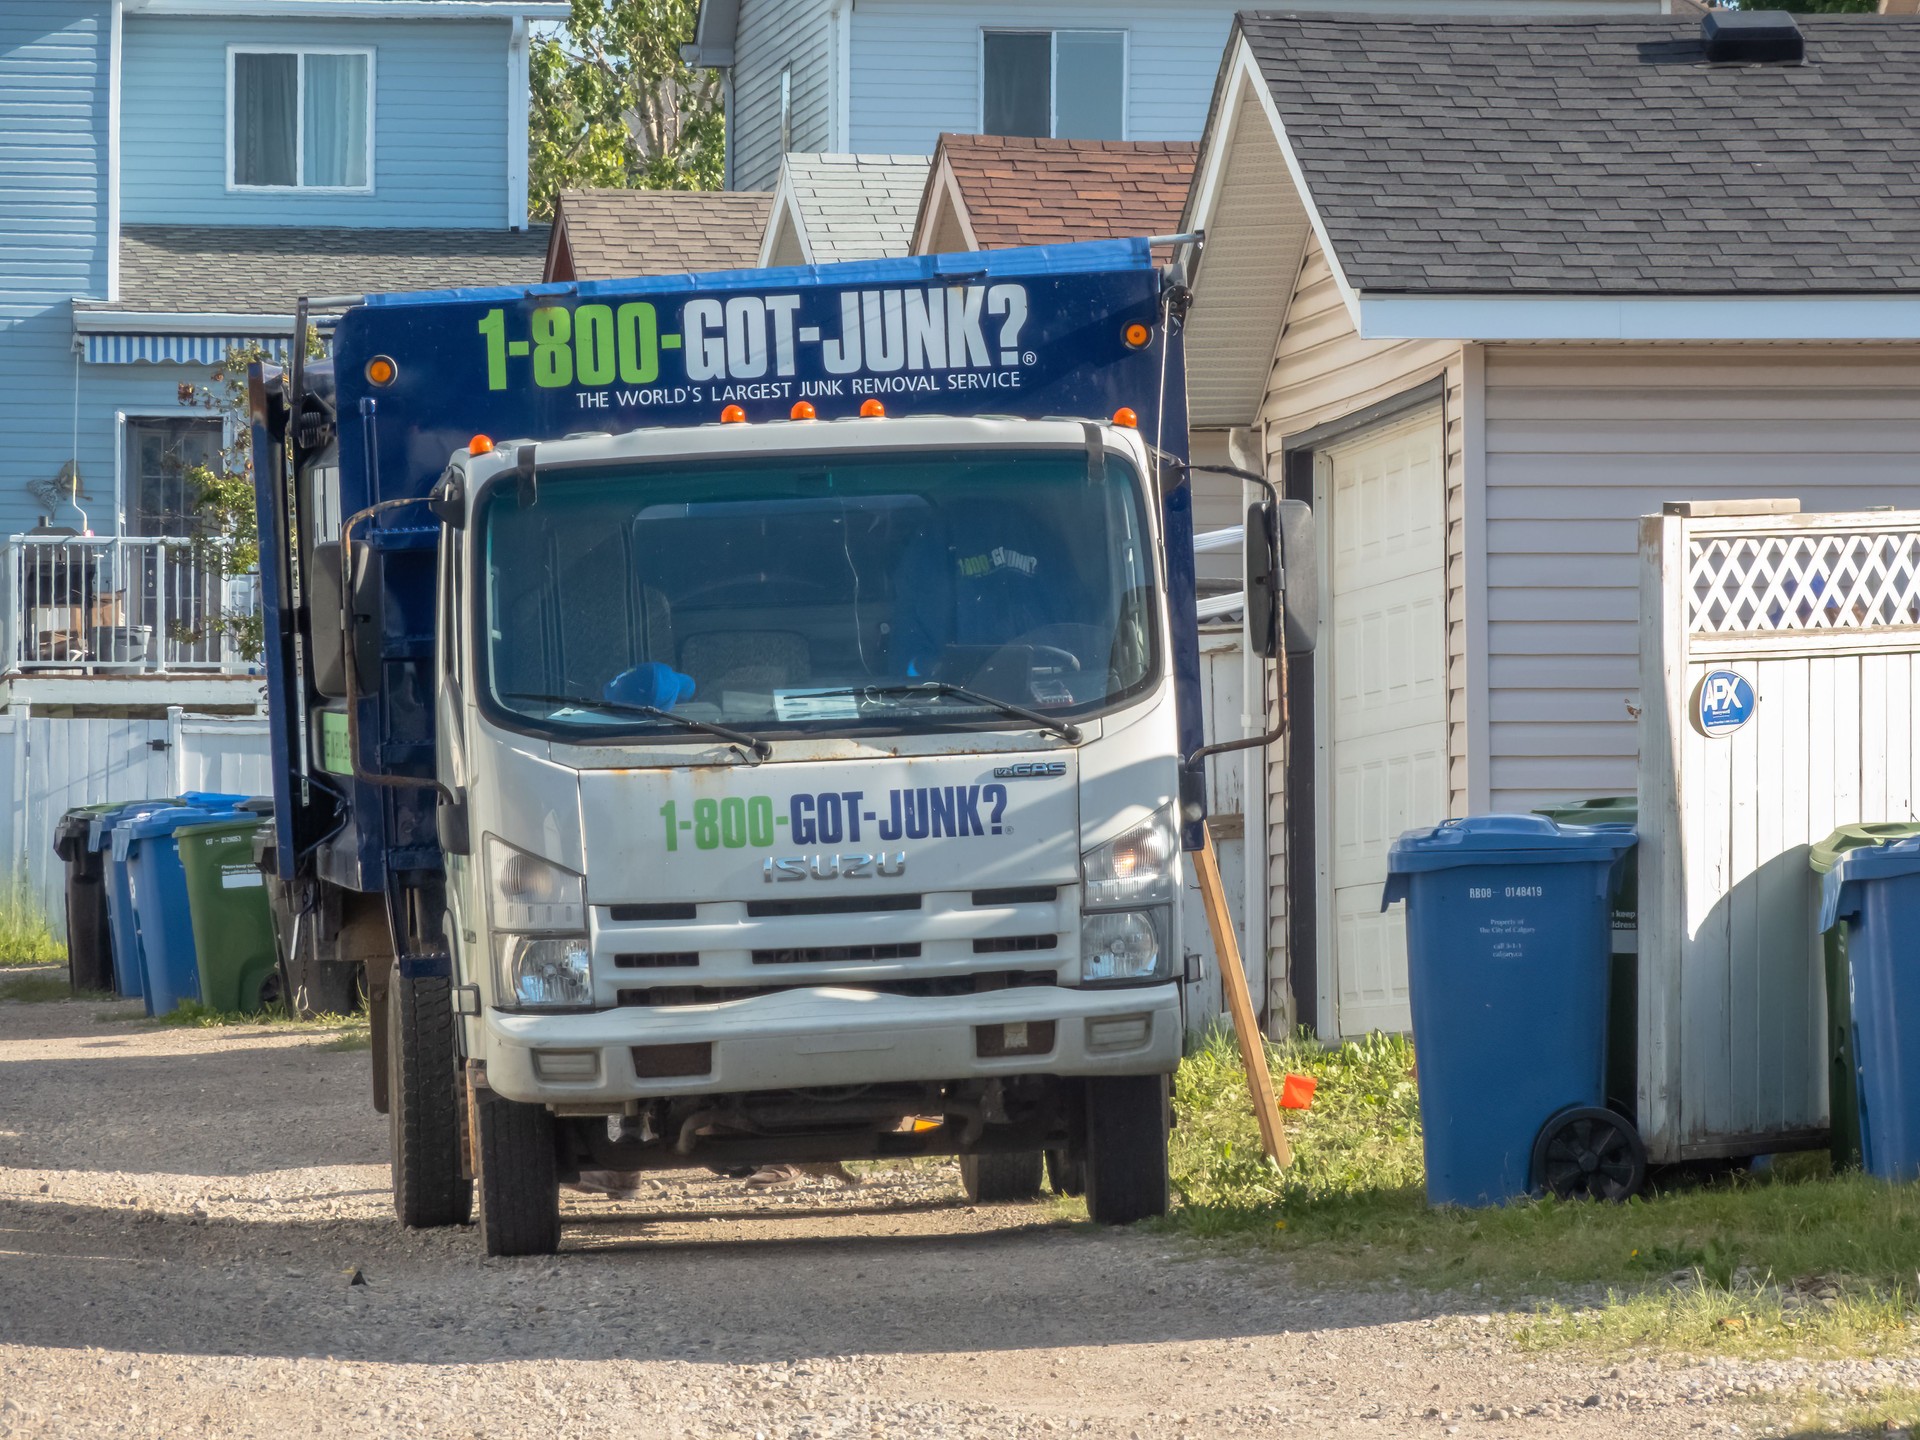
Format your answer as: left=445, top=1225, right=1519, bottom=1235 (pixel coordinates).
left=1689, top=530, right=1920, bottom=635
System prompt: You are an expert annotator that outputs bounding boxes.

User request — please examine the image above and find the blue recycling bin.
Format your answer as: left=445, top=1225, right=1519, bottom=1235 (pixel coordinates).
left=1819, top=838, right=1920, bottom=1182
left=1383, top=815, right=1640, bottom=1207
left=92, top=801, right=175, bottom=1002
left=113, top=805, right=244, bottom=1017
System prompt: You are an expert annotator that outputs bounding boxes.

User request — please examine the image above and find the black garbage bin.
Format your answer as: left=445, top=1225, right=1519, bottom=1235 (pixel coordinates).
left=54, top=804, right=118, bottom=993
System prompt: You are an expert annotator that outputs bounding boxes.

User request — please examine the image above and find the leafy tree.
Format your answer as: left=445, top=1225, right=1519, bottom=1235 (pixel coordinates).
left=529, top=0, right=723, bottom=218
left=175, top=330, right=323, bottom=661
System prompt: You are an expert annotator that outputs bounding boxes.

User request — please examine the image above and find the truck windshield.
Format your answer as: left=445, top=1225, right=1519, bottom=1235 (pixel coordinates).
left=478, top=447, right=1158, bottom=742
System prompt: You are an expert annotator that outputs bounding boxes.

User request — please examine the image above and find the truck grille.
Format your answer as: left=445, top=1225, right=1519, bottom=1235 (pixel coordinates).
left=972, top=934, right=1057, bottom=954
left=746, top=894, right=922, bottom=919
left=616, top=969, right=1057, bottom=1008
left=752, top=942, right=921, bottom=965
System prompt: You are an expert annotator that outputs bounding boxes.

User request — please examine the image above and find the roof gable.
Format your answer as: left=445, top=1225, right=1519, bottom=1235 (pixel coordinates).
left=548, top=189, right=772, bottom=281
left=763, top=153, right=929, bottom=266
left=916, top=133, right=1197, bottom=255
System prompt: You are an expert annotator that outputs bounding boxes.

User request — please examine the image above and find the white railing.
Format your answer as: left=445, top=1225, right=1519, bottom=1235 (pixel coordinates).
left=0, top=534, right=261, bottom=675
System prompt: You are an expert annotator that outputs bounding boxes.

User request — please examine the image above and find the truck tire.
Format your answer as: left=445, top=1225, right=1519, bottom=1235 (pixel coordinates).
left=1083, top=1074, right=1171, bottom=1226
left=389, top=973, right=472, bottom=1228
left=287, top=923, right=360, bottom=1019
left=1045, top=1147, right=1086, bottom=1197
left=959, top=1150, right=1044, bottom=1203
left=475, top=1089, right=560, bottom=1257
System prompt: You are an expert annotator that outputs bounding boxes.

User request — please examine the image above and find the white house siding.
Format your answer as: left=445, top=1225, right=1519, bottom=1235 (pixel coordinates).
left=846, top=0, right=1245, bottom=156
left=0, top=2, right=111, bottom=525
left=1480, top=344, right=1920, bottom=814
left=1256, top=234, right=1463, bottom=1028
left=120, top=16, right=513, bottom=229
left=730, top=0, right=834, bottom=192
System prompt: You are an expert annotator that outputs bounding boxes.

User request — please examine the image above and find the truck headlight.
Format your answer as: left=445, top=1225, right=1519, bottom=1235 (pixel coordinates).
left=496, top=933, right=593, bottom=1008
left=1080, top=908, right=1168, bottom=984
left=1081, top=804, right=1178, bottom=909
left=486, top=837, right=591, bottom=1008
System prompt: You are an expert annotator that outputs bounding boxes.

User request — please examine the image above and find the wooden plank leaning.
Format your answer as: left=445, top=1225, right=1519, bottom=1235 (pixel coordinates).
left=1193, top=826, right=1291, bottom=1168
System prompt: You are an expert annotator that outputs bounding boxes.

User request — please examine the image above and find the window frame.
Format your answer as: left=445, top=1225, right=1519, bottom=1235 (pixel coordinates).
left=120, top=413, right=225, bottom=539
left=778, top=64, right=793, bottom=155
left=225, top=44, right=377, bottom=194
left=978, top=28, right=1128, bottom=141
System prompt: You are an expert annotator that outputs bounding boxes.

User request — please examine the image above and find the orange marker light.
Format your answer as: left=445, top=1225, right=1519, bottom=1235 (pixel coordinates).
left=860, top=398, right=886, bottom=418
left=790, top=400, right=817, bottom=421
left=468, top=433, right=494, bottom=456
left=720, top=404, right=747, bottom=424
left=1122, top=322, right=1152, bottom=350
left=365, top=355, right=398, bottom=386
left=1111, top=407, right=1139, bottom=429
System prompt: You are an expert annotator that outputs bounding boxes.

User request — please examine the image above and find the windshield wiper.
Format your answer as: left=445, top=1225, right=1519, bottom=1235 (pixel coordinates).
left=804, top=682, right=1082, bottom=744
left=499, top=691, right=772, bottom=760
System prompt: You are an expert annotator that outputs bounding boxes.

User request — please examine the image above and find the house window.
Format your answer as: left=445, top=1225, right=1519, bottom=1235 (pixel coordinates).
left=982, top=30, right=1124, bottom=140
left=779, top=65, right=793, bottom=154
left=230, top=48, right=372, bottom=190
left=126, top=417, right=221, bottom=537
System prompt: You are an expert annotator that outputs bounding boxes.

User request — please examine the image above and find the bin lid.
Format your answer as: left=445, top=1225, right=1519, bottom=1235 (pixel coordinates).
left=173, top=816, right=267, bottom=842
left=178, top=791, right=250, bottom=808
left=117, top=805, right=246, bottom=849
left=1818, top=832, right=1920, bottom=932
left=1807, top=822, right=1920, bottom=875
left=89, top=800, right=175, bottom=854
left=1386, top=814, right=1638, bottom=876
left=1532, top=795, right=1637, bottom=829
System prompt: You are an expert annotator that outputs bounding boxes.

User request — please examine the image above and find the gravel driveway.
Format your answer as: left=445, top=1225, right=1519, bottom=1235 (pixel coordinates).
left=0, top=973, right=1902, bottom=1438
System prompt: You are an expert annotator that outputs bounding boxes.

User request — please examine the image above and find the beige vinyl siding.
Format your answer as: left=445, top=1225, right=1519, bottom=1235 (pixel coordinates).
left=1482, top=344, right=1920, bottom=813
left=1253, top=232, right=1464, bottom=1027
left=731, top=0, right=834, bottom=192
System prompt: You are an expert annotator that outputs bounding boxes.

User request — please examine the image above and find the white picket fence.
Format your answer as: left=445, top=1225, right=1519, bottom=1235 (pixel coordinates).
left=0, top=708, right=271, bottom=938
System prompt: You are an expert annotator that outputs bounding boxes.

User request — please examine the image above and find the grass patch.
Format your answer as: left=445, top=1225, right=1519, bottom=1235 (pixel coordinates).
left=0, top=973, right=106, bottom=1003
left=152, top=999, right=361, bottom=1029
left=1163, top=1026, right=1920, bottom=1354
left=315, top=1027, right=372, bottom=1052
left=1780, top=1386, right=1920, bottom=1436
left=0, top=873, right=65, bottom=967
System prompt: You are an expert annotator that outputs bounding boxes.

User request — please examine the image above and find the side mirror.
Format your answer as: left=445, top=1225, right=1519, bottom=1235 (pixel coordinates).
left=348, top=543, right=383, bottom=697
left=1244, top=499, right=1318, bottom=659
left=307, top=541, right=348, bottom=700
left=1277, top=498, right=1317, bottom=656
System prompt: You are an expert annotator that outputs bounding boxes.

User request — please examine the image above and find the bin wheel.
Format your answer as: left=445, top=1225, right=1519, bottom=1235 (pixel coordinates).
left=389, top=973, right=472, bottom=1229
left=1532, top=1106, right=1646, bottom=1202
left=1046, top=1147, right=1086, bottom=1198
left=959, top=1150, right=1045, bottom=1203
left=474, top=1087, right=561, bottom=1257
left=1083, top=1074, right=1171, bottom=1226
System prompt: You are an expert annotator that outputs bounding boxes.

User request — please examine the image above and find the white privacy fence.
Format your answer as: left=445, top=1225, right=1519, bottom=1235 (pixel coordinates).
left=1639, top=504, right=1920, bottom=1164
left=0, top=709, right=272, bottom=938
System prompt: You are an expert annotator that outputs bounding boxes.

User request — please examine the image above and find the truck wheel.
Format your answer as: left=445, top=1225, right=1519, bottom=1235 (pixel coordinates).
left=1083, top=1074, right=1171, bottom=1226
left=287, top=923, right=360, bottom=1019
left=959, top=1150, right=1044, bottom=1202
left=389, top=973, right=472, bottom=1228
left=475, top=1089, right=561, bottom=1257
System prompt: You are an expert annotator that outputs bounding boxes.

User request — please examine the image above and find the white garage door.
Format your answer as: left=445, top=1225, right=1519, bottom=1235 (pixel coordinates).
left=1316, top=407, right=1448, bottom=1038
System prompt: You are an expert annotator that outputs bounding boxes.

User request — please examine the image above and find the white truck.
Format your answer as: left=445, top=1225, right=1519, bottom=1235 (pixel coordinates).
left=249, top=240, right=1301, bottom=1255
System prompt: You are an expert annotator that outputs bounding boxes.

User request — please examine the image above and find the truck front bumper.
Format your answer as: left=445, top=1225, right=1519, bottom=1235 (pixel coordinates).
left=479, top=981, right=1181, bottom=1106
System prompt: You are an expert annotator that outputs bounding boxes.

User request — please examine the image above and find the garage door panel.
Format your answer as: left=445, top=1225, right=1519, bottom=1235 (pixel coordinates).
left=1321, top=408, right=1447, bottom=1039
left=1330, top=735, right=1447, bottom=889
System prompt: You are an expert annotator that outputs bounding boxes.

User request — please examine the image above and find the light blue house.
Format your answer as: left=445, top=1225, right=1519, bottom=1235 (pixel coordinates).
left=686, top=0, right=1666, bottom=195
left=0, top=0, right=558, bottom=703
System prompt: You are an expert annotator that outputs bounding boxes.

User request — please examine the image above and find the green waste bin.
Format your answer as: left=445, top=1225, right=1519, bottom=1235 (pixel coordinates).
left=175, top=816, right=278, bottom=1014
left=1808, top=823, right=1920, bottom=1172
left=1532, top=797, right=1638, bottom=1119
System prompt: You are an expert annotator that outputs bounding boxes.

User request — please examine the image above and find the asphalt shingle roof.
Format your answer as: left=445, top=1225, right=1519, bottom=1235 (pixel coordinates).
left=551, top=188, right=772, bottom=279
left=783, top=154, right=930, bottom=263
left=1237, top=12, right=1920, bottom=294
left=934, top=134, right=1197, bottom=252
left=80, top=225, right=550, bottom=314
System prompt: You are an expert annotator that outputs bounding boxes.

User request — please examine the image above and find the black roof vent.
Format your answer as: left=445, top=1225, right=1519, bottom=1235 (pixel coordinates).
left=1701, top=10, right=1805, bottom=65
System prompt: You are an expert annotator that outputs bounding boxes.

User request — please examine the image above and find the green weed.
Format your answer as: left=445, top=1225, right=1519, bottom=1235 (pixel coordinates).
left=0, top=872, right=65, bottom=966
